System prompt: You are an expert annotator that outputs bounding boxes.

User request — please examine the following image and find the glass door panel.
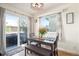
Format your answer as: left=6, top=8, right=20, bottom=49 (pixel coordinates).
left=5, top=13, right=18, bottom=50
left=19, top=16, right=27, bottom=45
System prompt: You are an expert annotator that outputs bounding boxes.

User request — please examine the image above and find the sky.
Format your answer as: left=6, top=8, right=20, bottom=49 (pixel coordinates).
left=40, top=17, right=49, bottom=27
left=6, top=14, right=18, bottom=26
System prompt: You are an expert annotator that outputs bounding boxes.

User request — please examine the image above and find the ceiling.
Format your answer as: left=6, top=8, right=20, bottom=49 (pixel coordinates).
left=0, top=3, right=69, bottom=17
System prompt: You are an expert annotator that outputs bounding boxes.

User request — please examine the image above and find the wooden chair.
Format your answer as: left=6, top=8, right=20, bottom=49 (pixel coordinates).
left=42, top=32, right=59, bottom=56
left=29, top=33, right=38, bottom=46
left=54, top=33, right=59, bottom=56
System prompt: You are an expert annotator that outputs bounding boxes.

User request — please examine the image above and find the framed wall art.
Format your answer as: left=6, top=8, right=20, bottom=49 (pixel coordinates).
left=66, top=12, right=74, bottom=24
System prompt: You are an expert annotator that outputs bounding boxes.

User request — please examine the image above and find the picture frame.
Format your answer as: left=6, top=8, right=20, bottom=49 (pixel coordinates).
left=66, top=12, right=74, bottom=24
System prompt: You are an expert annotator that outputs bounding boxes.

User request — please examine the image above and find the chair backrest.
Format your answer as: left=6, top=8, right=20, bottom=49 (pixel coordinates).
left=54, top=33, right=59, bottom=50
left=44, top=32, right=58, bottom=38
left=30, top=33, right=35, bottom=38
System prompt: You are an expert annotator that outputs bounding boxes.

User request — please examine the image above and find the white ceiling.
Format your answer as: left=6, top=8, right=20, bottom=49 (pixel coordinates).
left=0, top=3, right=69, bottom=16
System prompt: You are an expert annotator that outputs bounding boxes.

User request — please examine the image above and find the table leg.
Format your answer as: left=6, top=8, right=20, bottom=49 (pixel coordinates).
left=25, top=47, right=26, bottom=56
left=39, top=43, right=41, bottom=47
left=27, top=40, right=29, bottom=45
left=51, top=45, right=54, bottom=56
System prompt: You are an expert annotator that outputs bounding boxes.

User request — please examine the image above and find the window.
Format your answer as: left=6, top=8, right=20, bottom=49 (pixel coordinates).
left=39, top=14, right=57, bottom=32
left=5, top=13, right=18, bottom=33
left=39, top=13, right=62, bottom=40
left=5, top=11, right=29, bottom=51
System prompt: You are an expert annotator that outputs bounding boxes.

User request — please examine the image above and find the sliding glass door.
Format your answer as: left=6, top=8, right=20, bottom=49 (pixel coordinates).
left=5, top=13, right=19, bottom=50
left=5, top=11, right=29, bottom=51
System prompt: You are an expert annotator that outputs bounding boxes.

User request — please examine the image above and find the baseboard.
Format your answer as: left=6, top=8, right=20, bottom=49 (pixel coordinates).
left=58, top=48, right=79, bottom=56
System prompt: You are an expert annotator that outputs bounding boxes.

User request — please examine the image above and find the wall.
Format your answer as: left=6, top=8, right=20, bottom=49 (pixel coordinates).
left=29, top=17, right=36, bottom=37
left=34, top=17, right=39, bottom=37
left=59, top=4, right=79, bottom=54
left=37, top=4, right=79, bottom=54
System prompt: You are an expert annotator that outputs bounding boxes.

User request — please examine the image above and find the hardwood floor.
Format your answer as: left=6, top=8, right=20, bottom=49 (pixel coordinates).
left=11, top=44, right=79, bottom=56
left=12, top=49, right=79, bottom=56
left=41, top=45, right=79, bottom=56
left=58, top=50, right=79, bottom=56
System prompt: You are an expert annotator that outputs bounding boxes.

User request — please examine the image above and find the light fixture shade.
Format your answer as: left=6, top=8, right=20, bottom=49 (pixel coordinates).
left=31, top=3, right=44, bottom=10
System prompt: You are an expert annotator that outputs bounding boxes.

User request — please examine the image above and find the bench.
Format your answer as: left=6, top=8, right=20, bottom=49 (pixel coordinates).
left=25, top=45, right=52, bottom=56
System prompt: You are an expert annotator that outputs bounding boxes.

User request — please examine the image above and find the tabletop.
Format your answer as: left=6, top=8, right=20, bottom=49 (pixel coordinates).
left=27, top=37, right=56, bottom=45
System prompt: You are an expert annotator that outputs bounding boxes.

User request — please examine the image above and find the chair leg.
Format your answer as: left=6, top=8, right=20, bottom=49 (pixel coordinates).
left=25, top=48, right=26, bottom=56
left=25, top=48, right=30, bottom=56
left=27, top=50, right=29, bottom=54
left=54, top=50, right=58, bottom=56
left=54, top=51, right=55, bottom=56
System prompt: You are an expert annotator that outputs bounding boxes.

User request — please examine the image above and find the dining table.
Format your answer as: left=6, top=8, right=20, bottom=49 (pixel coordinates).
left=27, top=37, right=56, bottom=56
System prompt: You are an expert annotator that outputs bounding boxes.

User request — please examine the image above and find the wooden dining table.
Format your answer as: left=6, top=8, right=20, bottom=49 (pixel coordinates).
left=27, top=37, right=56, bottom=56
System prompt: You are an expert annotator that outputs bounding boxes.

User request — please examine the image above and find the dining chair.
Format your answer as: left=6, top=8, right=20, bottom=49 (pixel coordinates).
left=27, top=33, right=38, bottom=54
left=29, top=33, right=38, bottom=46
left=43, top=32, right=59, bottom=56
left=54, top=33, right=59, bottom=56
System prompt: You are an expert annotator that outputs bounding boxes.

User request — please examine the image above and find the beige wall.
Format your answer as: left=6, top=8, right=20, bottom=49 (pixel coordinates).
left=36, top=4, right=79, bottom=54
left=58, top=4, right=79, bottom=54
left=34, top=17, right=39, bottom=37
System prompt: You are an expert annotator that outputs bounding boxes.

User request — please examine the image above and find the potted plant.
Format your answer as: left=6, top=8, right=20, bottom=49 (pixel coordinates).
left=39, top=27, right=47, bottom=38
